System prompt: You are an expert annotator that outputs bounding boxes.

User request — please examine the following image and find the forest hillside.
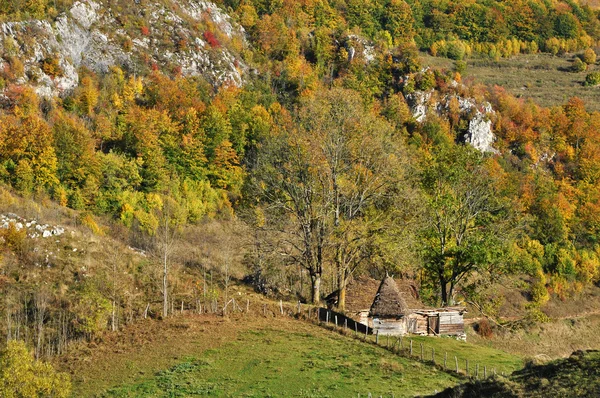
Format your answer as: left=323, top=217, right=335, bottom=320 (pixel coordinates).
left=1, top=0, right=600, bottom=396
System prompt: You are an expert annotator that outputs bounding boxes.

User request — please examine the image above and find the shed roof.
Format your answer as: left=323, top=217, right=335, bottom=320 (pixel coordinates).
left=369, top=276, right=410, bottom=317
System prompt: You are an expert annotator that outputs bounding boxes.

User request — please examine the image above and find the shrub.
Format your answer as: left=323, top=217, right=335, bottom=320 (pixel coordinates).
left=446, top=41, right=466, bottom=60
left=0, top=340, right=71, bottom=397
left=41, top=55, right=63, bottom=78
left=582, top=48, right=597, bottom=65
left=584, top=71, right=600, bottom=86
left=203, top=31, right=220, bottom=48
left=453, top=60, right=466, bottom=74
left=0, top=222, right=27, bottom=254
left=571, top=58, right=587, bottom=72
left=476, top=318, right=493, bottom=339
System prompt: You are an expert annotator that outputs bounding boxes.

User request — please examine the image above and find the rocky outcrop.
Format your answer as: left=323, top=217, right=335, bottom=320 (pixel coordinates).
left=0, top=0, right=246, bottom=97
left=407, top=89, right=498, bottom=154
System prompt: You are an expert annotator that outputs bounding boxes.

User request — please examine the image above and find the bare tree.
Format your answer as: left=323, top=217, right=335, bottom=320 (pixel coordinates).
left=153, top=196, right=185, bottom=318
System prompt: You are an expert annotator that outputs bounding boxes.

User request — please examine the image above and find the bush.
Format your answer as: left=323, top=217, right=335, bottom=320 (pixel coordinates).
left=0, top=340, right=71, bottom=397
left=571, top=58, right=587, bottom=72
left=582, top=48, right=597, bottom=65
left=584, top=71, right=600, bottom=86
left=476, top=318, right=493, bottom=339
left=41, top=55, right=63, bottom=78
left=203, top=31, right=220, bottom=48
left=453, top=60, right=467, bottom=74
left=446, top=41, right=466, bottom=60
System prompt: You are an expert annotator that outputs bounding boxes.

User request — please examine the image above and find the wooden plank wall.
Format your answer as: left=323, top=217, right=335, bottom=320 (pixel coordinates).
left=372, top=318, right=406, bottom=336
left=438, top=312, right=464, bottom=335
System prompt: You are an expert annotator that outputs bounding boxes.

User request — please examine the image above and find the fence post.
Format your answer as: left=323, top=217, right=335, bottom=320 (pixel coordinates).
left=484, top=366, right=487, bottom=379
left=410, top=340, right=413, bottom=356
left=455, top=356, right=459, bottom=373
left=444, top=352, right=447, bottom=369
left=355, top=322, right=358, bottom=335
left=308, top=307, right=312, bottom=320
left=326, top=311, right=330, bottom=324
left=280, top=300, right=284, bottom=315
left=476, top=363, right=479, bottom=379
left=400, top=336, right=403, bottom=350
left=344, top=319, right=348, bottom=330
left=335, top=315, right=338, bottom=328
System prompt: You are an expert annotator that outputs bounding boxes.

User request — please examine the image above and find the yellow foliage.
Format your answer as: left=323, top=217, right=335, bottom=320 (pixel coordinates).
left=79, top=213, right=104, bottom=236
left=0, top=340, right=71, bottom=398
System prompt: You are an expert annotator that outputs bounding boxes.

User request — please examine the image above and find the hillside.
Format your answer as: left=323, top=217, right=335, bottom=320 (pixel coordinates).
left=1, top=0, right=600, bottom=396
left=54, top=309, right=524, bottom=397
left=430, top=350, right=600, bottom=398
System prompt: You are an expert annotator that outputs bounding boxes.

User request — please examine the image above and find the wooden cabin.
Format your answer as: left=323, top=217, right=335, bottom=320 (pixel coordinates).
left=369, top=276, right=410, bottom=336
left=347, top=275, right=467, bottom=339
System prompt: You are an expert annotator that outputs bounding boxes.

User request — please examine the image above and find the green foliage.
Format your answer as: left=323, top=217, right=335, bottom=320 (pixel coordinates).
left=571, top=57, right=587, bottom=72
left=584, top=71, right=600, bottom=86
left=419, top=145, right=515, bottom=305
left=0, top=340, right=71, bottom=397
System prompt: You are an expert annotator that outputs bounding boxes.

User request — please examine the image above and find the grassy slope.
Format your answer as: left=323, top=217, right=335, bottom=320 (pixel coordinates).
left=430, top=350, right=600, bottom=398
left=58, top=312, right=523, bottom=398
left=406, top=335, right=522, bottom=375
left=423, top=53, right=600, bottom=111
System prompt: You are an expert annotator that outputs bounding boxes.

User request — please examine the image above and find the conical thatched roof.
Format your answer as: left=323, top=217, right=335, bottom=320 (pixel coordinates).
left=369, top=276, right=410, bottom=317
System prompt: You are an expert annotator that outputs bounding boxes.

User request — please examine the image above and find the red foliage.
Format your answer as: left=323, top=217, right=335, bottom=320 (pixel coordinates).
left=151, top=62, right=159, bottom=71
left=141, top=26, right=150, bottom=36
left=203, top=31, right=220, bottom=48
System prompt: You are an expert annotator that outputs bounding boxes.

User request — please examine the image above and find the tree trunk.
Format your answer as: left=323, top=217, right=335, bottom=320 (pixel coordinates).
left=311, top=274, right=321, bottom=305
left=440, top=275, right=449, bottom=307
left=337, top=267, right=347, bottom=311
left=111, top=300, right=116, bottom=332
left=338, top=283, right=347, bottom=311
left=163, top=250, right=168, bottom=318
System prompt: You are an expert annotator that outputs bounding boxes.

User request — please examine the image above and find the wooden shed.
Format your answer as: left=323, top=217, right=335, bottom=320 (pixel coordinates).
left=344, top=275, right=467, bottom=339
left=369, top=276, right=410, bottom=336
left=407, top=308, right=467, bottom=338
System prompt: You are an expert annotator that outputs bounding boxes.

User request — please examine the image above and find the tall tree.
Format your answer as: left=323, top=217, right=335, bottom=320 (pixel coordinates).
left=419, top=146, right=514, bottom=306
left=297, top=88, right=410, bottom=310
left=251, top=88, right=412, bottom=306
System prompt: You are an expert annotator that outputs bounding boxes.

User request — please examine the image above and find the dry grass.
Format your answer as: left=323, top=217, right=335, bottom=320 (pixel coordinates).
left=468, top=314, right=600, bottom=360
left=423, top=52, right=600, bottom=111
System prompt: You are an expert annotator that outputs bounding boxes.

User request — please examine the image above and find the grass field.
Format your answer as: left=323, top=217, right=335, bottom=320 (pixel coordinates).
left=101, top=326, right=458, bottom=397
left=58, top=312, right=524, bottom=397
left=422, top=52, right=600, bottom=111
left=432, top=350, right=600, bottom=398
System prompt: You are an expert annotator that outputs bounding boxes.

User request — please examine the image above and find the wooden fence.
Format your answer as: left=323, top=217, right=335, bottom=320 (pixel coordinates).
left=164, top=298, right=510, bottom=383
left=287, top=304, right=508, bottom=382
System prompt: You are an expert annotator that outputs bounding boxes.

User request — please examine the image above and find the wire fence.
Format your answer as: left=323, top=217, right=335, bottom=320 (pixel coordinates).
left=171, top=298, right=511, bottom=383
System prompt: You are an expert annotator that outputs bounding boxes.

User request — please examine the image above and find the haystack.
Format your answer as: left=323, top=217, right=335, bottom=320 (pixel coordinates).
left=369, top=276, right=410, bottom=318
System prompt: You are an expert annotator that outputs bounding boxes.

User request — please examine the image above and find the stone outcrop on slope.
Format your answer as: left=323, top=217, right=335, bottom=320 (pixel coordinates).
left=0, top=0, right=246, bottom=98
